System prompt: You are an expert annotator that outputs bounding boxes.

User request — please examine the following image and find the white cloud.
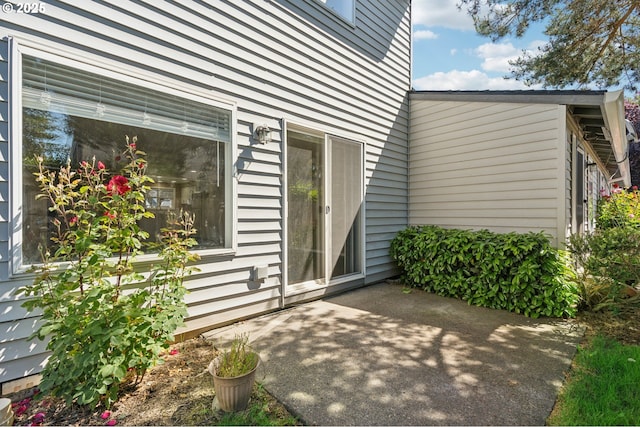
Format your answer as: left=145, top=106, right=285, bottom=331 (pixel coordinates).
left=474, top=39, right=547, bottom=73
left=414, top=29, right=439, bottom=40
left=450, top=48, right=458, bottom=56
left=475, top=42, right=521, bottom=73
left=526, top=39, right=548, bottom=54
left=413, top=69, right=540, bottom=90
left=413, top=0, right=474, bottom=30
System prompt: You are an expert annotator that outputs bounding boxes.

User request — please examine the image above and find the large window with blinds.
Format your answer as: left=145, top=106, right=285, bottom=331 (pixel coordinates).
left=21, top=55, right=234, bottom=264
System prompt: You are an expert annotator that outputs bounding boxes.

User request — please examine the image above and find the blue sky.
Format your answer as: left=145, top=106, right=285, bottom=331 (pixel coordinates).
left=411, top=0, right=549, bottom=90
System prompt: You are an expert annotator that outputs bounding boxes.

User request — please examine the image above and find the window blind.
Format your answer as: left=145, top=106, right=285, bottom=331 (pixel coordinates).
left=22, top=56, right=231, bottom=143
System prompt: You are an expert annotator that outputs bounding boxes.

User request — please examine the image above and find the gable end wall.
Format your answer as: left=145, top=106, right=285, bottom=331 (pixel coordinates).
left=409, top=99, right=565, bottom=246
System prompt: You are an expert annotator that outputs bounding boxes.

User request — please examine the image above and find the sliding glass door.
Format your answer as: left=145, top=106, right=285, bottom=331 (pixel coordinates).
left=286, top=125, right=363, bottom=288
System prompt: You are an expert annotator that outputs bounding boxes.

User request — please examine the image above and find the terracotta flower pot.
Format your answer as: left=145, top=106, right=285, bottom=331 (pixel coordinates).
left=208, top=354, right=260, bottom=412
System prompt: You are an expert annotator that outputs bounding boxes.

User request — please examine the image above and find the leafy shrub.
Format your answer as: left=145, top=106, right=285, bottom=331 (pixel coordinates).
left=570, top=183, right=640, bottom=312
left=596, top=184, right=640, bottom=229
left=389, top=225, right=578, bottom=318
left=568, top=228, right=640, bottom=312
left=19, top=137, right=200, bottom=408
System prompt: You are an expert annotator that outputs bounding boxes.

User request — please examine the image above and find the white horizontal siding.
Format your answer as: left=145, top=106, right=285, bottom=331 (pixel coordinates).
left=0, top=0, right=410, bottom=385
left=409, top=99, right=564, bottom=244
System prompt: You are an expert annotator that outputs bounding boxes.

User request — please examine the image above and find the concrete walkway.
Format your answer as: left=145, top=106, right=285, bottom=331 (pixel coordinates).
left=204, top=281, right=584, bottom=426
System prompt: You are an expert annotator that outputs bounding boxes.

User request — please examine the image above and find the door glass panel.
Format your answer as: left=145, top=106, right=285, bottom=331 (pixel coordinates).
left=287, top=129, right=325, bottom=284
left=330, top=137, right=362, bottom=278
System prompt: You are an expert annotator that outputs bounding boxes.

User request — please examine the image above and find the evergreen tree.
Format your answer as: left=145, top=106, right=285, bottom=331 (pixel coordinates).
left=459, top=0, right=640, bottom=90
left=23, top=108, right=64, bottom=167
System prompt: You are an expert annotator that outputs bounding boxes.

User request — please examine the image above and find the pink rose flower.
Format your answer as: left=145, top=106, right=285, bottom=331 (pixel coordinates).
left=32, top=412, right=46, bottom=424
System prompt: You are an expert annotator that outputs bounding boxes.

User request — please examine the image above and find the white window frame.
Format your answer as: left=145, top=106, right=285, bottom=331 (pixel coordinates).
left=9, top=40, right=238, bottom=276
left=314, top=0, right=356, bottom=24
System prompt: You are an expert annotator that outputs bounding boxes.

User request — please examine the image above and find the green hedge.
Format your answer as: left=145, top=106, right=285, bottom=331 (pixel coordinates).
left=389, top=225, right=578, bottom=318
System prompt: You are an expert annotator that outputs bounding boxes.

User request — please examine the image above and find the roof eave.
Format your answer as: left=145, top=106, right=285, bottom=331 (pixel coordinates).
left=602, top=90, right=631, bottom=187
left=410, top=89, right=631, bottom=187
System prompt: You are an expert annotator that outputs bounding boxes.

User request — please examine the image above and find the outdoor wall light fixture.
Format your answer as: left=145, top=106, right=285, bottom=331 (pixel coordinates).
left=254, top=124, right=272, bottom=144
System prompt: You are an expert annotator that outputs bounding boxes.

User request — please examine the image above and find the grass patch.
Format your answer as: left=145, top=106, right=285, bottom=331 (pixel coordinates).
left=217, top=384, right=300, bottom=426
left=171, top=382, right=300, bottom=425
left=548, top=335, right=640, bottom=426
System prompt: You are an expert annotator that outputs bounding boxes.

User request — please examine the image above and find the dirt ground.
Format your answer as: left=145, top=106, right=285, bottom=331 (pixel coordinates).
left=576, top=307, right=640, bottom=346
left=5, top=337, right=297, bottom=426
left=4, top=308, right=639, bottom=426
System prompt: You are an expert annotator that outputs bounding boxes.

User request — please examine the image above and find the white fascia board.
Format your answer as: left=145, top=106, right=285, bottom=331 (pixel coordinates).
left=603, top=90, right=631, bottom=187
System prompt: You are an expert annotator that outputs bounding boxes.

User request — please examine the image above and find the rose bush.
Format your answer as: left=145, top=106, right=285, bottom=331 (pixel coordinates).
left=19, top=137, right=200, bottom=408
left=569, top=184, right=640, bottom=312
left=596, top=184, right=640, bottom=229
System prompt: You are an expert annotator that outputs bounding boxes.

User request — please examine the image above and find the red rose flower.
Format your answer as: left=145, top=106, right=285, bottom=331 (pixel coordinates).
left=107, top=175, right=131, bottom=196
left=104, top=211, right=116, bottom=220
left=98, top=161, right=106, bottom=170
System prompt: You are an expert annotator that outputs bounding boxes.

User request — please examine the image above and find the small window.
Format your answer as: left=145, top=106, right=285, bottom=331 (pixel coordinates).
left=21, top=56, right=234, bottom=264
left=317, top=0, right=355, bottom=23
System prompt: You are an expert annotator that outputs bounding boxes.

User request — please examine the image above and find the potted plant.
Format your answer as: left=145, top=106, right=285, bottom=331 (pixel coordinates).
left=208, top=333, right=260, bottom=412
left=0, top=398, right=14, bottom=426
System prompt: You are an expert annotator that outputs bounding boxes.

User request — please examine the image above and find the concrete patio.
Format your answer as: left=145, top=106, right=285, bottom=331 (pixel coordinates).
left=204, top=281, right=584, bottom=425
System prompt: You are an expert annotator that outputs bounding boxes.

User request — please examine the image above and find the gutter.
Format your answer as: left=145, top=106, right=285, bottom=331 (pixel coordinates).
left=602, top=90, right=631, bottom=187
